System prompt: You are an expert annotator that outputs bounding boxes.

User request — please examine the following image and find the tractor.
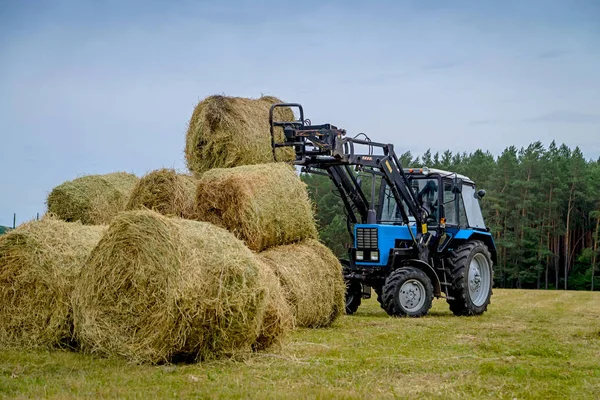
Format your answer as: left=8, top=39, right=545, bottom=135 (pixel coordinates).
left=269, top=103, right=495, bottom=317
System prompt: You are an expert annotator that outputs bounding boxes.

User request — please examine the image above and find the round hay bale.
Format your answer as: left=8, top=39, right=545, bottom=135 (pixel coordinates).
left=126, top=168, right=197, bottom=219
left=259, top=239, right=345, bottom=328
left=72, top=210, right=280, bottom=364
left=195, top=163, right=318, bottom=252
left=46, top=172, right=139, bottom=225
left=253, top=260, right=294, bottom=351
left=0, top=217, right=105, bottom=349
left=184, top=95, right=295, bottom=176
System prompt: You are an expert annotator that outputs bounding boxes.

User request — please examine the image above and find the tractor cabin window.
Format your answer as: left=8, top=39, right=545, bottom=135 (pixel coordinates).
left=461, top=185, right=486, bottom=229
left=443, top=181, right=467, bottom=228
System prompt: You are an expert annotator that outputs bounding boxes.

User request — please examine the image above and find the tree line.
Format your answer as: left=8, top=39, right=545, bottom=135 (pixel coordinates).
left=300, top=141, right=600, bottom=291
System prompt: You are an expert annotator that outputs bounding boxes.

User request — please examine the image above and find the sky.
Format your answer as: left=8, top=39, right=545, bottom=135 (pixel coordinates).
left=1, top=0, right=599, bottom=226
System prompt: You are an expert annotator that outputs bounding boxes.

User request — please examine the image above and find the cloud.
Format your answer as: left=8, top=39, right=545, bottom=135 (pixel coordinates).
left=339, top=71, right=407, bottom=86
left=422, top=60, right=463, bottom=70
left=537, top=50, right=570, bottom=59
left=468, top=119, right=505, bottom=126
left=522, top=111, right=600, bottom=124
left=469, top=111, right=600, bottom=126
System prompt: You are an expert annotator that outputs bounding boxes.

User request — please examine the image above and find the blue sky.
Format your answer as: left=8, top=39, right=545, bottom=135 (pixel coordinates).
left=1, top=0, right=599, bottom=226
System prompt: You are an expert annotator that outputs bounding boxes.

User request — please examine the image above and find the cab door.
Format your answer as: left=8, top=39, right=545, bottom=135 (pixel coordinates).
left=441, top=179, right=468, bottom=229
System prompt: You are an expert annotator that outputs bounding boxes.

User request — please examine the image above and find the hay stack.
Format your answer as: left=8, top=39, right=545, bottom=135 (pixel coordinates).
left=0, top=217, right=105, bottom=348
left=72, top=210, right=290, bottom=364
left=46, top=172, right=139, bottom=225
left=185, top=95, right=295, bottom=176
left=126, top=168, right=196, bottom=219
left=259, top=239, right=345, bottom=328
left=195, top=163, right=318, bottom=252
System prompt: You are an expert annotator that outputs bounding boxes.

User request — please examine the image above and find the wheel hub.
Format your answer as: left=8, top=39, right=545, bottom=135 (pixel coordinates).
left=469, top=266, right=481, bottom=293
left=398, top=279, right=425, bottom=312
left=468, top=253, right=491, bottom=307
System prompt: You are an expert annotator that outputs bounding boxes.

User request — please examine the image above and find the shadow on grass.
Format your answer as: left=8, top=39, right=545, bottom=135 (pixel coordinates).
left=347, top=309, right=455, bottom=319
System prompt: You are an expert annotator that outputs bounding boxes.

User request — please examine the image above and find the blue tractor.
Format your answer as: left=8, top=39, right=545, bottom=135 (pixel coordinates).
left=270, top=103, right=495, bottom=317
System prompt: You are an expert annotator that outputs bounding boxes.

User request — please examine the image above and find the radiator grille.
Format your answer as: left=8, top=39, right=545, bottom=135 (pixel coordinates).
left=356, top=228, right=378, bottom=249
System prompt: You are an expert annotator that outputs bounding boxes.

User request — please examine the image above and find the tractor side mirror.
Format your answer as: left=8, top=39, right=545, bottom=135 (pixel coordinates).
left=452, top=177, right=463, bottom=194
left=477, top=189, right=486, bottom=199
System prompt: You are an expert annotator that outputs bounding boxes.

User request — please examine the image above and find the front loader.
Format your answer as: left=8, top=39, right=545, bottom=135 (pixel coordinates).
left=269, top=103, right=496, bottom=318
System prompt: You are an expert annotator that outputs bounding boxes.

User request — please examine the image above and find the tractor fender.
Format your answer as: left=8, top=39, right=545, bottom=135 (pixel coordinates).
left=396, top=259, right=442, bottom=298
left=450, top=231, right=497, bottom=264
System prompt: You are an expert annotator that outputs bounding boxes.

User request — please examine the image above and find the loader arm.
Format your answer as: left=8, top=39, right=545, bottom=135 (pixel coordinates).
left=269, top=103, right=427, bottom=246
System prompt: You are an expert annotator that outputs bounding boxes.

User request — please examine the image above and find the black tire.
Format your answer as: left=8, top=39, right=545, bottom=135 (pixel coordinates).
left=373, top=285, right=384, bottom=307
left=345, top=280, right=362, bottom=315
left=446, top=240, right=494, bottom=316
left=381, top=267, right=434, bottom=317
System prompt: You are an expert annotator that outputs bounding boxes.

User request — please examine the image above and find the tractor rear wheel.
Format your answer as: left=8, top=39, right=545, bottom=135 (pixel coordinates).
left=345, top=280, right=362, bottom=315
left=446, top=240, right=494, bottom=316
left=381, top=267, right=433, bottom=317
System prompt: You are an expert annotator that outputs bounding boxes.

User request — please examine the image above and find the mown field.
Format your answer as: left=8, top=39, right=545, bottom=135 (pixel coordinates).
left=1, top=289, right=599, bottom=399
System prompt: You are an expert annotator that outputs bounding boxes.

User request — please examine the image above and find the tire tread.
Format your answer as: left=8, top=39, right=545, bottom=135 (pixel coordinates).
left=381, top=268, right=433, bottom=317
left=446, top=240, right=493, bottom=316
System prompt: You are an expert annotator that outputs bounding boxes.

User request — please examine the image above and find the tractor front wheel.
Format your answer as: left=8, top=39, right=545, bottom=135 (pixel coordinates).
left=446, top=240, right=494, bottom=316
left=381, top=267, right=433, bottom=317
left=345, top=280, right=362, bottom=315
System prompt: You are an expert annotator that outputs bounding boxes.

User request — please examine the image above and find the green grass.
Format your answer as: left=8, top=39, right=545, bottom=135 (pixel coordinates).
left=2, top=289, right=600, bottom=399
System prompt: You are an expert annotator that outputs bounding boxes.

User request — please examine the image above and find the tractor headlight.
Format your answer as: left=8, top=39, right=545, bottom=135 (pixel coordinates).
left=370, top=251, right=379, bottom=261
left=356, top=250, right=364, bottom=261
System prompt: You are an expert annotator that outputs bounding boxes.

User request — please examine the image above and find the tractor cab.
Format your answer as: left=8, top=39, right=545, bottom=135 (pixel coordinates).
left=352, top=167, right=494, bottom=269
left=379, top=168, right=487, bottom=231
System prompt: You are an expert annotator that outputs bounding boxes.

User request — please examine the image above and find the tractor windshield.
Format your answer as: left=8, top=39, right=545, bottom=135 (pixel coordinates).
left=380, top=178, right=439, bottom=225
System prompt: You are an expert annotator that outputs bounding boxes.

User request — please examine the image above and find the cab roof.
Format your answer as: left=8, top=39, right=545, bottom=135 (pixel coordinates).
left=403, top=167, right=475, bottom=184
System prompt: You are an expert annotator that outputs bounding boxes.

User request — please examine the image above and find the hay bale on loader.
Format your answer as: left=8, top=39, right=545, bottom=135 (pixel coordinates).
left=126, top=168, right=197, bottom=219
left=46, top=172, right=139, bottom=225
left=185, top=95, right=295, bottom=176
left=195, top=163, right=318, bottom=252
left=259, top=239, right=345, bottom=328
left=72, top=210, right=291, bottom=364
left=0, top=217, right=105, bottom=348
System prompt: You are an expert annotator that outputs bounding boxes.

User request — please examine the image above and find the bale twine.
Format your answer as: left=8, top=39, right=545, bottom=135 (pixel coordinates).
left=0, top=217, right=105, bottom=348
left=195, top=163, right=318, bottom=252
left=184, top=95, right=295, bottom=176
left=126, top=168, right=196, bottom=219
left=46, top=172, right=139, bottom=225
left=259, top=239, right=345, bottom=328
left=72, top=210, right=288, bottom=364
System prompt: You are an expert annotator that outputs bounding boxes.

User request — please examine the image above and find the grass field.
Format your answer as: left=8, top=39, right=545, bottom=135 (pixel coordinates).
left=1, top=289, right=600, bottom=399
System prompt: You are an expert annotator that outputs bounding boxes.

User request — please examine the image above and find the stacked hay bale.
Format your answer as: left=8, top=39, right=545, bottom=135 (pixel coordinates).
left=126, top=168, right=197, bottom=219
left=0, top=216, right=105, bottom=349
left=69, top=95, right=314, bottom=363
left=185, top=95, right=295, bottom=176
left=253, top=260, right=293, bottom=351
left=1, top=93, right=342, bottom=364
left=194, top=162, right=345, bottom=328
left=46, top=172, right=139, bottom=224
left=259, top=239, right=346, bottom=328
left=195, top=163, right=318, bottom=252
left=72, top=210, right=291, bottom=364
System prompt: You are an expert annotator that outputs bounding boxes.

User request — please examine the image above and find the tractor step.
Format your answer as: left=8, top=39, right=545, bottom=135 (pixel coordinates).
left=440, top=282, right=452, bottom=286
